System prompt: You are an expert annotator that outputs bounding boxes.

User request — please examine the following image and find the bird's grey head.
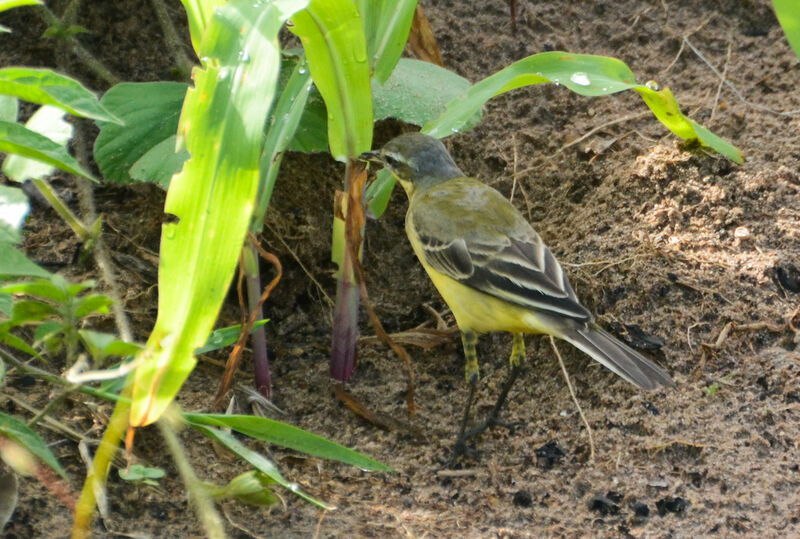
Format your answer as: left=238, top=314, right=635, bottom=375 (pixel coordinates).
left=363, top=133, right=464, bottom=190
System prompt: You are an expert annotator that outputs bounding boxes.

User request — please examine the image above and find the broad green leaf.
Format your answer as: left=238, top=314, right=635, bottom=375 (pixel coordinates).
left=0, top=120, right=95, bottom=180
left=178, top=0, right=226, bottom=53
left=130, top=0, right=310, bottom=427
left=0, top=96, right=17, bottom=121
left=129, top=135, right=190, bottom=189
left=0, top=184, right=28, bottom=243
left=774, top=0, right=800, bottom=59
left=0, top=245, right=49, bottom=278
left=0, top=0, right=42, bottom=13
left=0, top=293, right=12, bottom=316
left=357, top=0, right=417, bottom=83
left=184, top=413, right=392, bottom=471
left=94, top=82, right=188, bottom=184
left=373, top=58, right=475, bottom=127
left=3, top=105, right=73, bottom=181
left=0, top=411, right=67, bottom=479
left=8, top=299, right=58, bottom=322
left=190, top=424, right=331, bottom=509
left=194, top=319, right=269, bottom=355
left=0, top=68, right=120, bottom=123
left=423, top=51, right=742, bottom=163
left=291, top=0, right=373, bottom=160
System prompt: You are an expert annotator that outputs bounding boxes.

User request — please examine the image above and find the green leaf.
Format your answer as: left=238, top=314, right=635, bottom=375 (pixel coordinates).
left=73, top=294, right=113, bottom=318
left=0, top=293, right=12, bottom=316
left=287, top=83, right=328, bottom=153
left=373, top=58, right=475, bottom=128
left=130, top=0, right=310, bottom=427
left=3, top=105, right=74, bottom=182
left=79, top=329, right=142, bottom=361
left=1, top=277, right=67, bottom=303
left=0, top=120, right=95, bottom=180
left=94, top=82, right=188, bottom=184
left=254, top=56, right=314, bottom=229
left=194, top=319, right=269, bottom=355
left=358, top=0, right=417, bottom=83
left=190, top=424, right=331, bottom=509
left=202, top=470, right=277, bottom=506
left=0, top=68, right=120, bottom=123
left=0, top=184, right=29, bottom=244
left=119, top=464, right=165, bottom=481
left=0, top=0, right=42, bottom=13
left=291, top=0, right=373, bottom=159
left=8, top=299, right=58, bottom=323
left=774, top=0, right=800, bottom=59
left=178, top=0, right=227, bottom=53
left=128, top=135, right=190, bottom=189
left=0, top=95, right=17, bottom=121
left=0, top=411, right=67, bottom=479
left=184, top=413, right=392, bottom=472
left=33, top=320, right=62, bottom=343
left=0, top=325, right=42, bottom=359
left=0, top=245, right=49, bottom=278
left=423, top=51, right=742, bottom=163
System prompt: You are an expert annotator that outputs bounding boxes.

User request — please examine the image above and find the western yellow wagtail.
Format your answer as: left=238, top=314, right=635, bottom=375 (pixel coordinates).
left=362, top=133, right=674, bottom=465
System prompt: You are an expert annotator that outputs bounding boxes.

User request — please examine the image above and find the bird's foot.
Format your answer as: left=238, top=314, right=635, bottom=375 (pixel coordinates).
left=435, top=438, right=479, bottom=470
left=464, top=411, right=523, bottom=440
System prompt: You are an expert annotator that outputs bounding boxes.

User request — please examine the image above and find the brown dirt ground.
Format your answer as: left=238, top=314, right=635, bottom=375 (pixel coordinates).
left=2, top=0, right=800, bottom=537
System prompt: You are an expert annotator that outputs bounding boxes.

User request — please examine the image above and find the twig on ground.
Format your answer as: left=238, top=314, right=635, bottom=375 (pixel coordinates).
left=550, top=336, right=595, bottom=461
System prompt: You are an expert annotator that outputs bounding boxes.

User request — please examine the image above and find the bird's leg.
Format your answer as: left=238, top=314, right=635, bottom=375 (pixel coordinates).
left=437, top=330, right=480, bottom=469
left=464, top=332, right=525, bottom=440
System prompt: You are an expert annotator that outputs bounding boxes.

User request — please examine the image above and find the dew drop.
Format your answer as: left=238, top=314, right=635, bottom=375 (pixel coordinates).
left=570, top=72, right=591, bottom=86
left=645, top=80, right=660, bottom=91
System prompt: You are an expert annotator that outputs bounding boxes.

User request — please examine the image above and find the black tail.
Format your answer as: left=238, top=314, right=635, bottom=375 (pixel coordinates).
left=560, top=324, right=675, bottom=389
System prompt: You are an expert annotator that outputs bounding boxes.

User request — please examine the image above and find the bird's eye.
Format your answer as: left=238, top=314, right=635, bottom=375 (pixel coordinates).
left=383, top=154, right=401, bottom=168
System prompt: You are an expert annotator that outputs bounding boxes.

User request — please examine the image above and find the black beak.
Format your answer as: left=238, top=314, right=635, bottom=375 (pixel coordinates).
left=359, top=150, right=382, bottom=164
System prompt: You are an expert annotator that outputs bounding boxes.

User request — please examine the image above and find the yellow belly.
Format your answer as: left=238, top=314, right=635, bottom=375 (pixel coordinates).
left=422, top=260, right=559, bottom=335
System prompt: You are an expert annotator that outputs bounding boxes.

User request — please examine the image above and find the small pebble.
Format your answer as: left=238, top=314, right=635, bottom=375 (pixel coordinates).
left=656, top=496, right=689, bottom=515
left=734, top=226, right=750, bottom=239
left=512, top=490, right=532, bottom=508
left=633, top=502, right=650, bottom=517
left=588, top=493, right=620, bottom=515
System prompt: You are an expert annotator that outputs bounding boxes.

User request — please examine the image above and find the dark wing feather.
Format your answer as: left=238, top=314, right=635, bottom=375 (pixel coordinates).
left=410, top=179, right=591, bottom=322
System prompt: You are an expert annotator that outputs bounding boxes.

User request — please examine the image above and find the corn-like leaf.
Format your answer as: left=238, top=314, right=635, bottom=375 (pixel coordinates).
left=356, top=0, right=417, bottom=83
left=774, top=0, right=800, bottom=59
left=130, top=0, right=309, bottom=427
left=190, top=424, right=332, bottom=509
left=423, top=51, right=742, bottom=163
left=184, top=413, right=393, bottom=471
left=0, top=68, right=121, bottom=123
left=178, top=0, right=227, bottom=54
left=291, top=0, right=373, bottom=160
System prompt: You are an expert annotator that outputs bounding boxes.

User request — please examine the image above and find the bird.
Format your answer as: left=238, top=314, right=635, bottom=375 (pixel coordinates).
left=361, top=132, right=674, bottom=466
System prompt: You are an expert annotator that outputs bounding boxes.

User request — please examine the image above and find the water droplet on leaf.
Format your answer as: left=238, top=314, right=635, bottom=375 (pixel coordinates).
left=570, top=72, right=591, bottom=86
